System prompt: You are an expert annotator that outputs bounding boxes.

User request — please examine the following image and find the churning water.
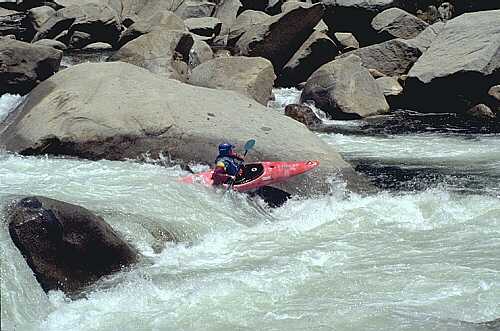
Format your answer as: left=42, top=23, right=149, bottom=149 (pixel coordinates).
left=1, top=88, right=499, bottom=331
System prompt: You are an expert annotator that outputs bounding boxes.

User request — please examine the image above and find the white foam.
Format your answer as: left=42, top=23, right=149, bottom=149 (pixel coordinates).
left=0, top=94, right=24, bottom=123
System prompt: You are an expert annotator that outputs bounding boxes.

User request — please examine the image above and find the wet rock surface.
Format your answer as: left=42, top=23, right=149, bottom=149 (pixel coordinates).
left=7, top=196, right=138, bottom=294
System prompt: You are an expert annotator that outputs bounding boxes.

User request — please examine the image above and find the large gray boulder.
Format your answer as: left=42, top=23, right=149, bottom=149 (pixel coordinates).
left=188, top=56, right=276, bottom=105
left=7, top=196, right=138, bottom=294
left=227, top=9, right=270, bottom=47
left=32, top=3, right=122, bottom=48
left=371, top=8, right=428, bottom=41
left=323, top=0, right=410, bottom=46
left=0, top=61, right=369, bottom=194
left=340, top=38, right=421, bottom=76
left=0, top=37, right=62, bottom=95
left=109, top=30, right=194, bottom=81
left=235, top=3, right=324, bottom=72
left=301, top=55, right=389, bottom=119
left=117, top=10, right=186, bottom=48
left=277, top=30, right=339, bottom=87
left=406, top=10, right=500, bottom=113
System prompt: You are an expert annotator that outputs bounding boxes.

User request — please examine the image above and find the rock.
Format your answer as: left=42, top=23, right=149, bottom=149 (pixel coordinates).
left=250, top=186, right=292, bottom=208
left=406, top=10, right=500, bottom=114
left=175, top=0, right=216, bottom=19
left=417, top=5, right=440, bottom=24
left=314, top=19, right=329, bottom=33
left=438, top=2, right=453, bottom=21
left=333, top=32, right=359, bottom=52
left=214, top=49, right=231, bottom=57
left=184, top=17, right=222, bottom=38
left=32, top=38, right=67, bottom=50
left=188, top=38, right=213, bottom=69
left=407, top=21, right=445, bottom=53
left=301, top=55, right=389, bottom=119
left=0, top=61, right=370, bottom=195
left=487, top=85, right=500, bottom=112
left=27, top=6, right=56, bottom=31
left=109, top=30, right=194, bottom=81
left=235, top=3, right=324, bottom=72
left=82, top=42, right=113, bottom=50
left=284, top=103, right=322, bottom=128
left=277, top=30, right=339, bottom=87
left=323, top=0, right=410, bottom=46
left=188, top=56, right=276, bottom=105
left=118, top=10, right=186, bottom=48
left=7, top=196, right=138, bottom=294
left=466, top=104, right=495, bottom=121
left=376, top=76, right=403, bottom=108
left=213, top=0, right=242, bottom=35
left=371, top=8, right=428, bottom=41
left=369, top=68, right=386, bottom=78
left=1, top=0, right=48, bottom=11
left=32, top=3, right=122, bottom=48
left=68, top=30, right=92, bottom=49
left=489, top=86, right=500, bottom=102
left=266, top=0, right=284, bottom=15
left=0, top=8, right=34, bottom=41
left=281, top=0, right=313, bottom=12
left=0, top=37, right=62, bottom=95
left=376, top=76, right=403, bottom=96
left=341, top=38, right=421, bottom=76
left=227, top=9, right=270, bottom=47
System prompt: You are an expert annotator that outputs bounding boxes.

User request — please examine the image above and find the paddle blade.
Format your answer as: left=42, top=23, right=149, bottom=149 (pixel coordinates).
left=244, top=139, right=256, bottom=151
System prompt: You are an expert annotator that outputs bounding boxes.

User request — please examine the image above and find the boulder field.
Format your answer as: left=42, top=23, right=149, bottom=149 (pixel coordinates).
left=0, top=61, right=371, bottom=195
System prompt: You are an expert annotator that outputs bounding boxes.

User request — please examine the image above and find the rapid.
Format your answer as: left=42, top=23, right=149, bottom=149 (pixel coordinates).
left=1, top=77, right=499, bottom=330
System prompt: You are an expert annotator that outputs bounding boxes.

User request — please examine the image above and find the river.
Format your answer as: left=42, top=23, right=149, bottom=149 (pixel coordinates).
left=1, top=56, right=499, bottom=331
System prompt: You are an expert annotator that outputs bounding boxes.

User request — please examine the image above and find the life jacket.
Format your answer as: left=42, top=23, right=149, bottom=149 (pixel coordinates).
left=214, top=155, right=240, bottom=176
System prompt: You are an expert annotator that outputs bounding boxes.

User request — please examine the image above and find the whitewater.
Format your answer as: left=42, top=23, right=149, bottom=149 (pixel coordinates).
left=1, top=80, right=499, bottom=330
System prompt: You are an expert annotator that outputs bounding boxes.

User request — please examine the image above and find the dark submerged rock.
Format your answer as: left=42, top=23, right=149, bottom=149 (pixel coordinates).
left=284, top=103, right=322, bottom=128
left=7, top=196, right=138, bottom=294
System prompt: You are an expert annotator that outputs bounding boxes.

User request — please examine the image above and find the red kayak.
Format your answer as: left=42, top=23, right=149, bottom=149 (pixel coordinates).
left=179, top=160, right=320, bottom=192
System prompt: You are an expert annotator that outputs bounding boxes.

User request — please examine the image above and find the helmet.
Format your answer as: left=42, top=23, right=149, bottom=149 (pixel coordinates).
left=216, top=161, right=226, bottom=169
left=218, top=143, right=234, bottom=156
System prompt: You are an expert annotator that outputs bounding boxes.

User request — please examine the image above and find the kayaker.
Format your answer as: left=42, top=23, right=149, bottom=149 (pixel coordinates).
left=212, top=143, right=244, bottom=185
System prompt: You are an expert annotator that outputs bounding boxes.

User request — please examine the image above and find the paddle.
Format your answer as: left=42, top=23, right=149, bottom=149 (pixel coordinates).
left=226, top=139, right=255, bottom=191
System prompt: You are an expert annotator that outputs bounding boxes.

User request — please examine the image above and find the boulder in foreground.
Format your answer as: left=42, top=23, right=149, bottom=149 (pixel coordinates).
left=7, top=196, right=138, bottom=294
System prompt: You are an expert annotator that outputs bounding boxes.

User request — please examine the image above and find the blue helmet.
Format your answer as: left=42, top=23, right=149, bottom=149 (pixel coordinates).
left=218, top=143, right=234, bottom=156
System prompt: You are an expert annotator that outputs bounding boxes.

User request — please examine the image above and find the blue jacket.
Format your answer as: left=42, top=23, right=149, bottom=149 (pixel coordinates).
left=215, top=155, right=242, bottom=176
